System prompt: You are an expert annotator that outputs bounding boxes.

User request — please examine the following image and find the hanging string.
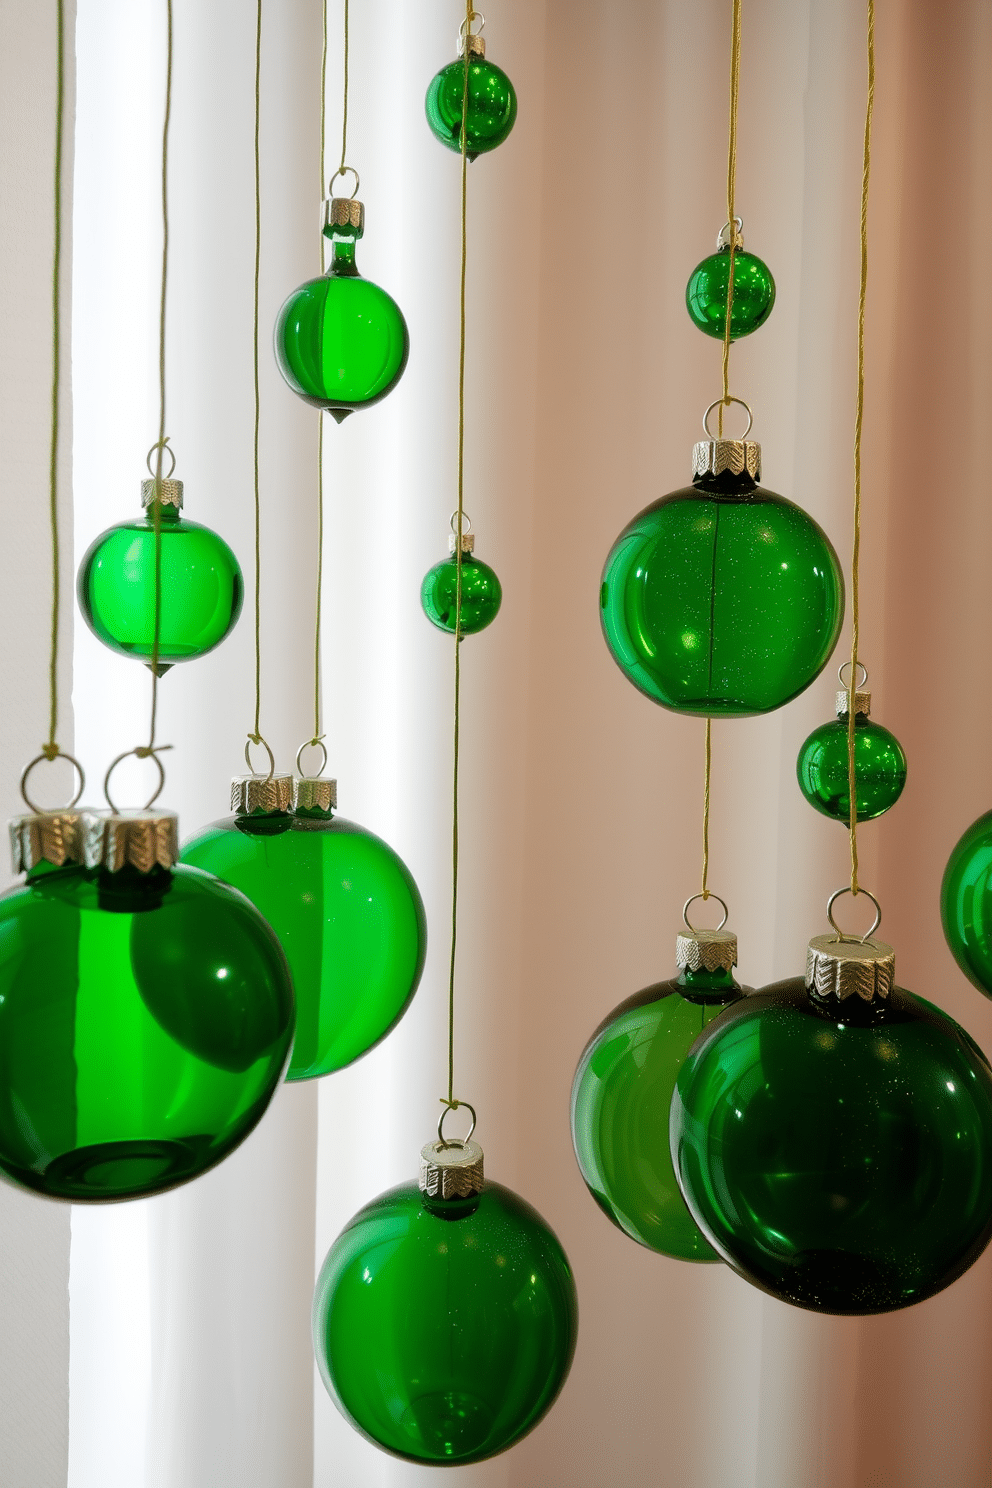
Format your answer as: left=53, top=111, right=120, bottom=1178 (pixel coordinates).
left=246, top=0, right=269, bottom=758
left=718, top=0, right=742, bottom=438
left=339, top=0, right=350, bottom=173
left=700, top=719, right=712, bottom=899
left=43, top=0, right=66, bottom=764
left=847, top=0, right=875, bottom=897
left=310, top=0, right=331, bottom=750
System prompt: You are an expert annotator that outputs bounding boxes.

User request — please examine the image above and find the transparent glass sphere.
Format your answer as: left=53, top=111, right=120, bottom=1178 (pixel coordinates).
left=425, top=55, right=517, bottom=158
left=797, top=711, right=907, bottom=824
left=686, top=247, right=776, bottom=340
left=942, top=810, right=992, bottom=999
left=420, top=553, right=502, bottom=635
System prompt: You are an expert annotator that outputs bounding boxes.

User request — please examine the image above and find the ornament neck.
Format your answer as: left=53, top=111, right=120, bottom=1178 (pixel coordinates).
left=142, top=502, right=182, bottom=524
left=97, top=861, right=172, bottom=913
left=676, top=963, right=740, bottom=1001
left=692, top=465, right=759, bottom=497
left=328, top=238, right=360, bottom=277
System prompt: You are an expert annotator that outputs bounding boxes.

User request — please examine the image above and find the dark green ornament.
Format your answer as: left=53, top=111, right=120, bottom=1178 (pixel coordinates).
left=313, top=1137, right=577, bottom=1464
left=686, top=223, right=775, bottom=341
left=420, top=534, right=502, bottom=635
left=77, top=476, right=243, bottom=674
left=941, top=811, right=992, bottom=1000
left=274, top=197, right=408, bottom=422
left=797, top=684, right=907, bottom=824
left=672, top=924, right=992, bottom=1314
left=600, top=419, right=844, bottom=717
left=425, top=35, right=517, bottom=159
left=571, top=915, right=747, bottom=1261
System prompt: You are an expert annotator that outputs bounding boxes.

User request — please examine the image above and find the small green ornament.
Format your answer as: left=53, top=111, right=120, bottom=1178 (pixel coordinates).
left=941, top=810, right=992, bottom=1000
left=686, top=220, right=775, bottom=340
left=313, top=1133, right=577, bottom=1464
left=76, top=475, right=243, bottom=674
left=420, top=531, right=502, bottom=635
left=425, top=32, right=517, bottom=159
left=274, top=196, right=408, bottom=422
left=571, top=909, right=747, bottom=1262
left=797, top=680, right=907, bottom=824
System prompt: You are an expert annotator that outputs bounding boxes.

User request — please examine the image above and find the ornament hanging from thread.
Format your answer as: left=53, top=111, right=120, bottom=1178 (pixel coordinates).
left=425, top=18, right=517, bottom=159
left=600, top=401, right=844, bottom=716
left=313, top=1120, right=578, bottom=1464
left=571, top=897, right=747, bottom=1261
left=941, top=811, right=992, bottom=1000
left=796, top=666, right=907, bottom=824
left=685, top=219, right=775, bottom=341
left=671, top=889, right=992, bottom=1314
left=421, top=524, right=502, bottom=635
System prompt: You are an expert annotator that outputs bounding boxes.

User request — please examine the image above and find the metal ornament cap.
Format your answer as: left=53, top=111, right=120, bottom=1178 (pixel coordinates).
left=448, top=531, right=476, bottom=554
left=458, top=33, right=486, bottom=57
left=294, top=777, right=337, bottom=814
left=836, top=690, right=871, bottom=718
left=692, top=438, right=761, bottom=482
left=9, top=810, right=105, bottom=875
left=419, top=1138, right=485, bottom=1200
left=323, top=196, right=365, bottom=237
left=231, top=774, right=294, bottom=816
left=140, top=478, right=184, bottom=510
left=676, top=927, right=738, bottom=974
left=102, top=810, right=180, bottom=873
left=806, top=934, right=896, bottom=1003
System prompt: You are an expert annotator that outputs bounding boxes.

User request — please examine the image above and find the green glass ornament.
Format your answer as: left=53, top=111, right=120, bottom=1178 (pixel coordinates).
left=797, top=685, right=907, bottom=824
left=77, top=477, right=243, bottom=674
left=425, top=36, right=517, bottom=159
left=571, top=917, right=747, bottom=1261
left=686, top=223, right=775, bottom=340
left=671, top=922, right=992, bottom=1314
left=941, top=810, right=992, bottom=1000
left=274, top=197, right=408, bottom=422
left=313, top=1136, right=577, bottom=1465
left=181, top=776, right=426, bottom=1080
left=0, top=808, right=294, bottom=1202
left=420, top=534, right=502, bottom=635
left=600, top=420, right=844, bottom=717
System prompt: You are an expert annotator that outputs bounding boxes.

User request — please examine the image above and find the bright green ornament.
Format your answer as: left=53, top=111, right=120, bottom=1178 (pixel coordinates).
left=686, top=221, right=775, bottom=340
left=797, top=679, right=907, bottom=824
left=274, top=196, right=409, bottom=422
left=420, top=532, right=502, bottom=635
left=0, top=805, right=294, bottom=1202
left=313, top=1133, right=578, bottom=1464
left=671, top=907, right=992, bottom=1314
left=600, top=413, right=844, bottom=717
left=77, top=474, right=243, bottom=674
left=571, top=911, right=747, bottom=1262
left=941, top=811, right=992, bottom=1000
left=181, top=773, right=426, bottom=1080
left=425, top=33, right=517, bottom=159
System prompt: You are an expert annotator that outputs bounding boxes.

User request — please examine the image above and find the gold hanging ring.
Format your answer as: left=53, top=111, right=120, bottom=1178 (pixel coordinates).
left=682, top=892, right=729, bottom=934
left=437, top=1100, right=477, bottom=1149
left=826, top=885, right=882, bottom=943
left=702, top=397, right=753, bottom=441
left=20, top=750, right=86, bottom=815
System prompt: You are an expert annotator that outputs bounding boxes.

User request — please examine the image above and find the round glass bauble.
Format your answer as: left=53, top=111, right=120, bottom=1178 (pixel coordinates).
left=600, top=466, right=844, bottom=716
left=941, top=811, right=992, bottom=999
left=671, top=978, right=992, bottom=1314
left=313, top=1179, right=578, bottom=1464
left=77, top=507, right=243, bottom=670
left=0, top=860, right=294, bottom=1201
left=686, top=248, right=776, bottom=340
left=420, top=553, right=502, bottom=635
left=797, top=712, right=907, bottom=824
left=571, top=963, right=746, bottom=1261
left=181, top=809, right=426, bottom=1080
left=425, top=56, right=517, bottom=158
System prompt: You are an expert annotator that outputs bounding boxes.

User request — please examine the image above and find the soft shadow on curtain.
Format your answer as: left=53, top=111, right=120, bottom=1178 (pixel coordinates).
left=66, top=2, right=992, bottom=1487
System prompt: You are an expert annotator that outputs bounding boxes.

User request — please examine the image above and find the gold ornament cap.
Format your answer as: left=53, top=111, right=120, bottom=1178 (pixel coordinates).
left=806, top=935, right=895, bottom=1003
left=141, top=478, right=183, bottom=510
left=323, top=196, right=365, bottom=237
left=231, top=774, right=294, bottom=816
left=692, top=438, right=761, bottom=482
left=448, top=531, right=476, bottom=554
left=676, top=926, right=738, bottom=974
left=420, top=1139, right=485, bottom=1200
left=9, top=810, right=105, bottom=874
left=102, top=810, right=179, bottom=873
left=836, top=690, right=871, bottom=718
left=458, top=32, right=485, bottom=57
left=294, top=777, right=337, bottom=813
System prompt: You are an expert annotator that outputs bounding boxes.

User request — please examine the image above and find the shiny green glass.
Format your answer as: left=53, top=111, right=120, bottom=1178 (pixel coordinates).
left=77, top=503, right=243, bottom=670
left=425, top=55, right=517, bottom=159
left=181, top=808, right=425, bottom=1080
left=671, top=978, right=992, bottom=1314
left=941, top=811, right=992, bottom=999
left=797, top=711, right=907, bottom=824
left=274, top=228, right=408, bottom=422
left=600, top=465, right=844, bottom=716
left=313, top=1179, right=578, bottom=1464
left=0, top=861, right=294, bottom=1202
left=420, top=553, right=502, bottom=635
left=571, top=963, right=746, bottom=1261
left=686, top=248, right=776, bottom=340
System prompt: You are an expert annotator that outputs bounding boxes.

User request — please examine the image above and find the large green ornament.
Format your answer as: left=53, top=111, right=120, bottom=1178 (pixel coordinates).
left=313, top=1134, right=577, bottom=1465
left=797, top=682, right=907, bottom=824
left=686, top=222, right=775, bottom=340
left=420, top=533, right=502, bottom=635
left=600, top=418, right=844, bottom=717
left=425, top=35, right=517, bottom=159
left=77, top=476, right=243, bottom=674
left=671, top=911, right=992, bottom=1314
left=941, top=811, right=992, bottom=999
left=0, top=807, right=294, bottom=1202
left=571, top=915, right=747, bottom=1261
left=181, top=775, right=426, bottom=1080
left=274, top=197, right=408, bottom=422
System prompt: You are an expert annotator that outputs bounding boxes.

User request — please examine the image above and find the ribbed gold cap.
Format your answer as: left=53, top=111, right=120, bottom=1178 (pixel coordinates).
left=836, top=690, right=871, bottom=718
left=323, top=196, right=365, bottom=236
left=692, top=439, right=761, bottom=482
left=9, top=810, right=105, bottom=874
left=458, top=33, right=485, bottom=57
left=231, top=774, right=294, bottom=815
left=675, top=927, right=738, bottom=974
left=419, top=1139, right=485, bottom=1199
left=294, top=777, right=337, bottom=813
left=102, top=810, right=179, bottom=873
left=448, top=531, right=476, bottom=554
left=141, top=479, right=183, bottom=510
left=806, top=935, right=895, bottom=1003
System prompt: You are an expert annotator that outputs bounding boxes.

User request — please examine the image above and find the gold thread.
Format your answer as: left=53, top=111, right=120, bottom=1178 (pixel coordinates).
left=718, top=0, right=742, bottom=438
left=46, top=0, right=65, bottom=760
left=701, top=718, right=712, bottom=899
left=147, top=0, right=173, bottom=746
left=248, top=0, right=267, bottom=755
left=339, top=0, right=349, bottom=174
